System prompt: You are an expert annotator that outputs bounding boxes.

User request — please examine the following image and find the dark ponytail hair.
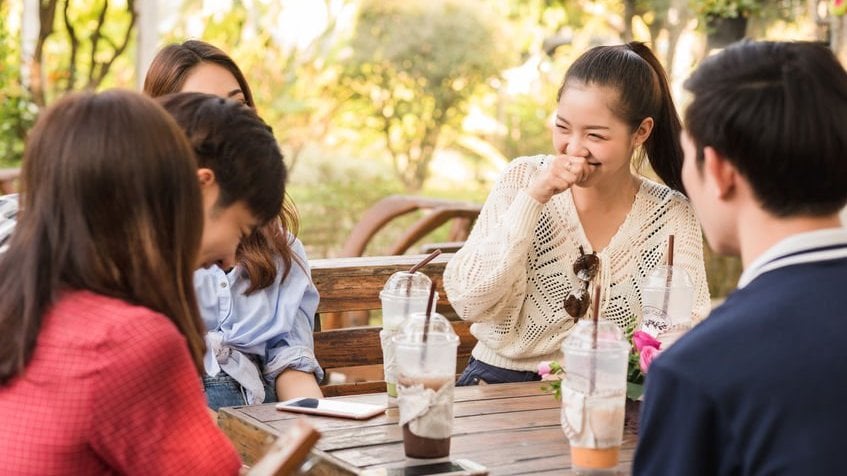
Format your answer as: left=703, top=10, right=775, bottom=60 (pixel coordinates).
left=557, top=42, right=685, bottom=194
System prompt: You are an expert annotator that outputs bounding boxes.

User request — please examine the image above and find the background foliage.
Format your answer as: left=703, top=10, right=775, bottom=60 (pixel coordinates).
left=0, top=0, right=831, bottom=294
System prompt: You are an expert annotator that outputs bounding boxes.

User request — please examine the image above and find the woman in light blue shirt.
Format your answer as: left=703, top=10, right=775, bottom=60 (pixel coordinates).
left=194, top=238, right=323, bottom=409
left=147, top=41, right=324, bottom=409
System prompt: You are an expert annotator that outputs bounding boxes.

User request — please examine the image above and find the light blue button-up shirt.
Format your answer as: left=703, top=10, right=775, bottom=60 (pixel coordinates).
left=194, top=235, right=323, bottom=400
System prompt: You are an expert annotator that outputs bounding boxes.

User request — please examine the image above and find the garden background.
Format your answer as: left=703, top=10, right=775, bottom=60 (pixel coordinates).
left=2, top=0, right=845, bottom=298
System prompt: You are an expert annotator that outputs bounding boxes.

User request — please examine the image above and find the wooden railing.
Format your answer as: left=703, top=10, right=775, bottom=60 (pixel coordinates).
left=0, top=168, right=20, bottom=194
left=310, top=253, right=476, bottom=397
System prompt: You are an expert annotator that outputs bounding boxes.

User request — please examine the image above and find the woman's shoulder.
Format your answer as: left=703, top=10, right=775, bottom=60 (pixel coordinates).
left=48, top=290, right=182, bottom=349
left=638, top=177, right=693, bottom=211
left=286, top=234, right=310, bottom=260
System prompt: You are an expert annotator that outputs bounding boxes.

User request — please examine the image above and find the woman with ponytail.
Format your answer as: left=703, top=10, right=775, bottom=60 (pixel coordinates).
left=444, top=42, right=710, bottom=385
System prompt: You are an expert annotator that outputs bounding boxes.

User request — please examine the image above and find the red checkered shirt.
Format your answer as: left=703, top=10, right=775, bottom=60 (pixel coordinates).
left=0, top=290, right=242, bottom=475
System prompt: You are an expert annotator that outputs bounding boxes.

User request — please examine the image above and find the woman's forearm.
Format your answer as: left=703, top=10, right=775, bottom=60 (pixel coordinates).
left=275, top=368, right=323, bottom=400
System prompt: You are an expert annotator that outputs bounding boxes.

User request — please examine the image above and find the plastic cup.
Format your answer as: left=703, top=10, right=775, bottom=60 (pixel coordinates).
left=380, top=271, right=435, bottom=404
left=641, top=265, right=694, bottom=347
left=561, top=319, right=628, bottom=472
left=393, top=312, right=459, bottom=459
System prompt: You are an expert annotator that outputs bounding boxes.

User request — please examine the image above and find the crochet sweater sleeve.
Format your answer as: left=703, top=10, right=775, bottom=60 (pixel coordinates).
left=444, top=156, right=545, bottom=323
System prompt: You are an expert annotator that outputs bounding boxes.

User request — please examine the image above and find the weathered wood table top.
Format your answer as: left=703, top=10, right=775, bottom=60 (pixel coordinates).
left=219, top=381, right=638, bottom=475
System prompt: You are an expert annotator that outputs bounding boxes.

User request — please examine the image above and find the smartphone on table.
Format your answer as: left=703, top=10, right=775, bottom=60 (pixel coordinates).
left=360, top=459, right=488, bottom=476
left=275, top=397, right=386, bottom=420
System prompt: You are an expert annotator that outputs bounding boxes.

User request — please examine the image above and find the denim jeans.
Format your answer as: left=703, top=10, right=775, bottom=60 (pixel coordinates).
left=456, top=356, right=542, bottom=386
left=203, top=372, right=278, bottom=411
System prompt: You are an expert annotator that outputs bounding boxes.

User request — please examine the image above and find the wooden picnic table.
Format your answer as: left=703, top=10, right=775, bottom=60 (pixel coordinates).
left=219, top=381, right=638, bottom=475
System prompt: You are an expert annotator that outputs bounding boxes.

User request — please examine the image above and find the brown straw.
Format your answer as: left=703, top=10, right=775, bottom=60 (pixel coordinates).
left=401, top=250, right=440, bottom=320
left=589, top=284, right=601, bottom=394
left=661, top=235, right=675, bottom=322
left=423, top=282, right=437, bottom=343
left=409, top=249, right=442, bottom=274
left=666, top=235, right=675, bottom=267
left=420, top=282, right=437, bottom=364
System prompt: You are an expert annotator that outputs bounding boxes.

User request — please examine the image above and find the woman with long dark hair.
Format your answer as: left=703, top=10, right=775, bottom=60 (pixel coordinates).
left=146, top=40, right=323, bottom=409
left=0, top=90, right=241, bottom=473
left=445, top=43, right=710, bottom=385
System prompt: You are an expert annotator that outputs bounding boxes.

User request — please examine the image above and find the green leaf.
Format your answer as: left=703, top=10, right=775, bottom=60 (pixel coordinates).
left=627, top=382, right=645, bottom=401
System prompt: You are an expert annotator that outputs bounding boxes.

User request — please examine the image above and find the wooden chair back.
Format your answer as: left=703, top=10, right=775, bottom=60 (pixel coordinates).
left=310, top=253, right=476, bottom=397
left=339, top=195, right=480, bottom=257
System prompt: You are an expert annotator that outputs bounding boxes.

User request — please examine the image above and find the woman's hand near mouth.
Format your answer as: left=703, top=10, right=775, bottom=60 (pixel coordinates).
left=527, top=154, right=597, bottom=204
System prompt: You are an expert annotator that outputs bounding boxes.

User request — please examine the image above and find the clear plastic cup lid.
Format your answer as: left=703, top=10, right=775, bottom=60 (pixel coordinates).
left=393, top=312, right=458, bottom=345
left=642, top=265, right=694, bottom=289
left=380, top=271, right=433, bottom=298
left=563, top=319, right=626, bottom=351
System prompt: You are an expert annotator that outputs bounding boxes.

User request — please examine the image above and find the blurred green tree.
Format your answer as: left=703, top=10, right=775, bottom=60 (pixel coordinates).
left=341, top=0, right=514, bottom=191
left=0, top=3, right=37, bottom=166
left=27, top=0, right=137, bottom=107
left=165, top=0, right=355, bottom=174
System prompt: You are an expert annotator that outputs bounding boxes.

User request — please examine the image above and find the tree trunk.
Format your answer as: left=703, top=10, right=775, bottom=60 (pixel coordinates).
left=29, top=0, right=58, bottom=106
left=833, top=14, right=847, bottom=67
left=409, top=125, right=441, bottom=192
left=135, top=0, right=157, bottom=90
left=663, top=0, right=690, bottom=73
left=623, top=0, right=636, bottom=42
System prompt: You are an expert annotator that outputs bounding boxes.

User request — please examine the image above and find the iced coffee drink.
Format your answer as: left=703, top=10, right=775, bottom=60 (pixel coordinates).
left=561, top=319, right=628, bottom=471
left=393, top=312, right=459, bottom=459
left=397, top=375, right=454, bottom=458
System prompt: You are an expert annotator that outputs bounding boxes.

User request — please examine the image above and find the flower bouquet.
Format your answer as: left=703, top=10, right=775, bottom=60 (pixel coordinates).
left=538, top=320, right=662, bottom=401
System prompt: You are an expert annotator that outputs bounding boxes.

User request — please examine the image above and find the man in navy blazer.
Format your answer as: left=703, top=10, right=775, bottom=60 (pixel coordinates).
left=634, top=41, right=847, bottom=475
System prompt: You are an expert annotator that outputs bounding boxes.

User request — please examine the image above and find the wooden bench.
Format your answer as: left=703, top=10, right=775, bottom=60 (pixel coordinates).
left=310, top=253, right=476, bottom=397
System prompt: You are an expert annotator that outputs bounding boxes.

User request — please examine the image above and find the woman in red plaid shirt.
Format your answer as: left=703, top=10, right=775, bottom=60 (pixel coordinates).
left=0, top=91, right=242, bottom=474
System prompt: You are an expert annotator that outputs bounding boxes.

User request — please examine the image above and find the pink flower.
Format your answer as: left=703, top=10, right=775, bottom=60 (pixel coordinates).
left=633, top=330, right=662, bottom=352
left=639, top=346, right=661, bottom=373
left=537, top=361, right=552, bottom=376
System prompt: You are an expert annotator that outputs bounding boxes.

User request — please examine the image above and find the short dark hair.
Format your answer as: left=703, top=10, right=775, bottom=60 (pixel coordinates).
left=559, top=42, right=685, bottom=194
left=157, top=92, right=285, bottom=225
left=684, top=40, right=847, bottom=217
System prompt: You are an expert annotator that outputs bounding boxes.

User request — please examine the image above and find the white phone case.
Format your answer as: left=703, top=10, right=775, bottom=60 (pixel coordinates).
left=275, top=397, right=386, bottom=420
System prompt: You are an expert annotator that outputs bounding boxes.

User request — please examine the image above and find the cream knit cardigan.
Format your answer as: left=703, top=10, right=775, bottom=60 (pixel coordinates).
left=444, top=155, right=710, bottom=371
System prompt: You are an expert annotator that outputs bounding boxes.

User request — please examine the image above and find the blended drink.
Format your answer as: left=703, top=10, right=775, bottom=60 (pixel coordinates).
left=641, top=264, right=694, bottom=348
left=380, top=272, right=434, bottom=403
left=393, top=312, right=459, bottom=459
left=561, top=319, right=628, bottom=471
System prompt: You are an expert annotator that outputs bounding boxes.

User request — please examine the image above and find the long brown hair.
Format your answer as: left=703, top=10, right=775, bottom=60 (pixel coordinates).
left=0, top=91, right=206, bottom=383
left=144, top=39, right=301, bottom=293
